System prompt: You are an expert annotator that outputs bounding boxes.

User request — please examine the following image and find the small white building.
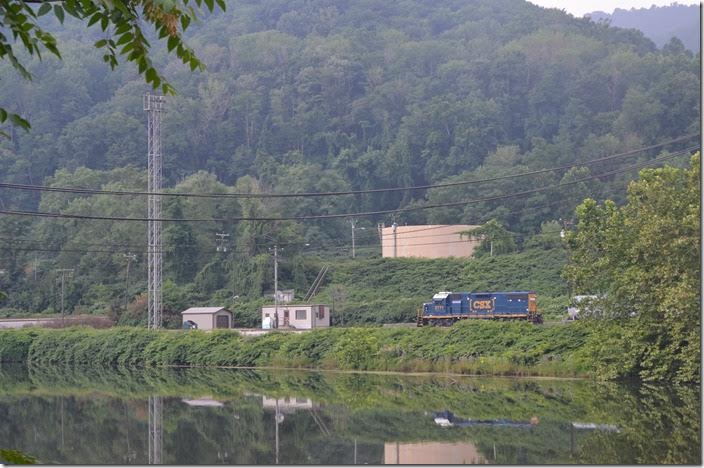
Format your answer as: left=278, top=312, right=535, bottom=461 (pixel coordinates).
left=261, top=304, right=330, bottom=330
left=262, top=396, right=315, bottom=413
left=181, top=307, right=232, bottom=330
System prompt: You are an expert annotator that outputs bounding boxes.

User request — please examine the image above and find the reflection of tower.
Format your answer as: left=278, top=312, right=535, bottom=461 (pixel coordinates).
left=148, top=396, right=163, bottom=464
left=60, top=397, right=65, bottom=450
left=124, top=401, right=137, bottom=463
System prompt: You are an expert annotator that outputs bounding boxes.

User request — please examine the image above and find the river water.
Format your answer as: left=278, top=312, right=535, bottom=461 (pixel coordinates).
left=0, top=365, right=699, bottom=464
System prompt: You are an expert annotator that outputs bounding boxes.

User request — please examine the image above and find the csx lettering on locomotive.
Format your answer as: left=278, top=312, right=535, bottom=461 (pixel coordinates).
left=472, top=300, right=493, bottom=310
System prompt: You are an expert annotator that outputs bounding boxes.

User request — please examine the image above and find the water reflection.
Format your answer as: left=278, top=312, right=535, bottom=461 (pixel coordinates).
left=148, top=396, right=163, bottom=465
left=0, top=365, right=699, bottom=465
left=384, top=441, right=486, bottom=464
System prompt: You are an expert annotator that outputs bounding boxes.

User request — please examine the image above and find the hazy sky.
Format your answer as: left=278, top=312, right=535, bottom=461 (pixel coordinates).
left=529, top=0, right=699, bottom=17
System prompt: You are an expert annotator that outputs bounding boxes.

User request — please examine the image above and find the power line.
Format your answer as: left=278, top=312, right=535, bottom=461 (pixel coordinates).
left=0, top=163, right=686, bottom=258
left=0, top=148, right=693, bottom=223
left=0, top=148, right=692, bottom=259
left=0, top=135, right=697, bottom=200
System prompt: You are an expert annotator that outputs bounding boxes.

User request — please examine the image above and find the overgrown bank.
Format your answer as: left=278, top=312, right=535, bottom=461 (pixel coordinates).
left=232, top=247, right=570, bottom=327
left=0, top=321, right=604, bottom=379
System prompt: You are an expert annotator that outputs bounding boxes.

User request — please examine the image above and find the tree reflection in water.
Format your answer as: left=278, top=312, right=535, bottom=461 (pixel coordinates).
left=0, top=365, right=699, bottom=464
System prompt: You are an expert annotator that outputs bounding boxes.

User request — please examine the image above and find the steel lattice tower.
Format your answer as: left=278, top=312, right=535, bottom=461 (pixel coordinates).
left=144, top=93, right=165, bottom=330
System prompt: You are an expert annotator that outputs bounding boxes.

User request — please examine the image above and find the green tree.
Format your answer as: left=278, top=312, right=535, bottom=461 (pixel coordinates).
left=0, top=0, right=225, bottom=134
left=163, top=199, right=197, bottom=284
left=460, top=218, right=516, bottom=256
left=565, top=153, right=700, bottom=383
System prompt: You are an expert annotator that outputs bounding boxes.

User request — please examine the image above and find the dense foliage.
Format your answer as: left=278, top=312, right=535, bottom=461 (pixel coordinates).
left=564, top=154, right=700, bottom=384
left=311, top=246, right=569, bottom=327
left=0, top=0, right=698, bottom=322
left=0, top=322, right=595, bottom=377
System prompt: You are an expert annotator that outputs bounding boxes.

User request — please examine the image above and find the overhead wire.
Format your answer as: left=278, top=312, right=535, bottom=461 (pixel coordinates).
left=0, top=146, right=694, bottom=223
left=0, top=146, right=694, bottom=259
left=0, top=134, right=697, bottom=200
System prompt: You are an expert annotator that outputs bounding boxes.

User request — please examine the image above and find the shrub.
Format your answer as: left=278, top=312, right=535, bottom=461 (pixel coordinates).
left=331, top=329, right=381, bottom=370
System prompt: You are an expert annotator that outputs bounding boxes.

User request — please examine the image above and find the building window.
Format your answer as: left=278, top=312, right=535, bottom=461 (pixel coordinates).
left=295, top=309, right=307, bottom=320
left=317, top=307, right=325, bottom=319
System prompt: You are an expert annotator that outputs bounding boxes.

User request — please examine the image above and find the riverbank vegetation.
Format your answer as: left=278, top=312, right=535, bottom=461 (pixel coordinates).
left=0, top=321, right=595, bottom=378
left=564, top=154, right=700, bottom=384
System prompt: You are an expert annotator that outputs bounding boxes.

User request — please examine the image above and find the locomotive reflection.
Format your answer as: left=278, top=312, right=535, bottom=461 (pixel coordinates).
left=432, top=410, right=540, bottom=428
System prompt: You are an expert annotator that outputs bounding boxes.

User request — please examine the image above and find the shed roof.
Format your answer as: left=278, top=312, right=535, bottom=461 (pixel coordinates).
left=181, top=307, right=231, bottom=315
left=181, top=398, right=225, bottom=407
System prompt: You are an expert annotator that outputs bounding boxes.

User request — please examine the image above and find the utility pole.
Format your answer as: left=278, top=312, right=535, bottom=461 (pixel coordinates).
left=349, top=219, right=357, bottom=259
left=55, top=269, right=74, bottom=322
left=273, top=245, right=278, bottom=328
left=145, top=93, right=165, bottom=330
left=216, top=233, right=230, bottom=252
left=348, top=220, right=367, bottom=259
left=392, top=222, right=398, bottom=258
left=274, top=399, right=282, bottom=465
left=123, top=253, right=137, bottom=312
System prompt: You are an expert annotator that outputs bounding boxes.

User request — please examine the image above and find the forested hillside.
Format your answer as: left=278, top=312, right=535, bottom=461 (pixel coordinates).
left=0, top=0, right=698, bottom=320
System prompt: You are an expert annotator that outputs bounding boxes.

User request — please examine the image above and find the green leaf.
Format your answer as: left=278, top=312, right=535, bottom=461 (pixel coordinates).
left=43, top=42, right=60, bottom=58
left=146, top=67, right=157, bottom=83
left=37, top=3, right=52, bottom=17
left=116, top=32, right=133, bottom=46
left=203, top=0, right=214, bottom=13
left=115, top=22, right=131, bottom=35
left=9, top=113, right=30, bottom=131
left=87, top=12, right=102, bottom=27
left=94, top=39, right=107, bottom=48
left=180, top=14, right=191, bottom=30
left=167, top=36, right=178, bottom=52
left=120, top=42, right=135, bottom=55
left=53, top=5, right=65, bottom=24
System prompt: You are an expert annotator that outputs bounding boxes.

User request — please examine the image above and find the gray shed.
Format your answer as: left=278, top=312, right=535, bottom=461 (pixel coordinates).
left=181, top=307, right=232, bottom=330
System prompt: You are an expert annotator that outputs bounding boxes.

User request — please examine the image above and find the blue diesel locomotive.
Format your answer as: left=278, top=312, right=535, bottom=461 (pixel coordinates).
left=417, top=291, right=542, bottom=326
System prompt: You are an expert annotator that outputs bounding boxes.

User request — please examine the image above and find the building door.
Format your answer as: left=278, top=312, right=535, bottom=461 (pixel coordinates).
left=283, top=310, right=289, bottom=327
left=215, top=314, right=229, bottom=329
